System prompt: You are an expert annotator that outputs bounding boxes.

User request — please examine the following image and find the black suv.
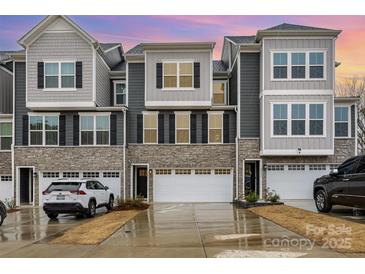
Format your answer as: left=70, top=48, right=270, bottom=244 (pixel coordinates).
left=313, top=155, right=365, bottom=212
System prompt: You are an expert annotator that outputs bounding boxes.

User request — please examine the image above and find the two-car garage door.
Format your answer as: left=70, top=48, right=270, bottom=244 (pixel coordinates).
left=154, top=169, right=233, bottom=202
left=266, top=164, right=335, bottom=199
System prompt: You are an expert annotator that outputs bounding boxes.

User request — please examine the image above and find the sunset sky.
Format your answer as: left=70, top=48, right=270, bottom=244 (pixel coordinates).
left=0, top=15, right=364, bottom=83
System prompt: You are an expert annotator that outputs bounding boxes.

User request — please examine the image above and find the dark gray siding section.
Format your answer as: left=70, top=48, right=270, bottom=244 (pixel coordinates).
left=229, top=61, right=237, bottom=105
left=228, top=110, right=237, bottom=143
left=64, top=112, right=76, bottom=146
left=116, top=111, right=124, bottom=145
left=0, top=67, right=13, bottom=114
left=127, top=63, right=145, bottom=143
left=240, top=52, right=260, bottom=138
left=14, top=62, right=27, bottom=146
left=351, top=104, right=355, bottom=138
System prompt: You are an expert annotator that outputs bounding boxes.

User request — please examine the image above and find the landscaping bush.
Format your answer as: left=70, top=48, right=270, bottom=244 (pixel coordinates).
left=114, top=196, right=149, bottom=210
left=245, top=191, right=259, bottom=203
left=4, top=198, right=16, bottom=210
left=264, top=188, right=280, bottom=203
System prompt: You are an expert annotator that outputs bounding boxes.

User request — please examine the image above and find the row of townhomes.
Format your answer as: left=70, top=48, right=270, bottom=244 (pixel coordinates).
left=0, top=15, right=359, bottom=206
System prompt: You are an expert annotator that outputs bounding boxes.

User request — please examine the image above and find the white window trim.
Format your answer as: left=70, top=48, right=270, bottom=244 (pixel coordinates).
left=43, top=61, right=76, bottom=91
left=175, top=111, right=191, bottom=144
left=334, top=105, right=351, bottom=138
left=79, top=113, right=111, bottom=146
left=270, top=102, right=327, bottom=138
left=213, top=80, right=227, bottom=105
left=143, top=111, right=158, bottom=144
left=208, top=111, right=224, bottom=144
left=162, top=60, right=195, bottom=90
left=0, top=119, right=12, bottom=151
left=270, top=50, right=327, bottom=81
left=113, top=80, right=127, bottom=106
left=29, top=113, right=60, bottom=147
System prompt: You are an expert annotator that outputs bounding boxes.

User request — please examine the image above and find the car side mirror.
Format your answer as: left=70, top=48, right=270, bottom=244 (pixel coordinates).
left=104, top=186, right=109, bottom=191
left=330, top=168, right=339, bottom=176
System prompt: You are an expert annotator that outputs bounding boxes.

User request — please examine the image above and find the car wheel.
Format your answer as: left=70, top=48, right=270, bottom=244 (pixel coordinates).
left=87, top=200, right=96, bottom=218
left=315, top=189, right=332, bottom=213
left=106, top=196, right=114, bottom=211
left=47, top=213, right=59, bottom=220
left=0, top=213, right=4, bottom=226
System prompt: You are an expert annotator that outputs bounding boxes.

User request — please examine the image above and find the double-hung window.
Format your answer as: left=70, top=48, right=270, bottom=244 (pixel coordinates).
left=309, top=52, right=324, bottom=79
left=163, top=62, right=193, bottom=89
left=213, top=81, right=226, bottom=105
left=29, top=115, right=59, bottom=146
left=44, top=62, right=75, bottom=89
left=0, top=121, right=12, bottom=150
left=273, top=104, right=288, bottom=135
left=291, top=53, right=306, bottom=79
left=175, top=112, right=190, bottom=144
left=80, top=114, right=110, bottom=146
left=143, top=112, right=158, bottom=144
left=273, top=53, right=288, bottom=79
left=309, top=104, right=324, bottom=135
left=291, top=104, right=306, bottom=135
left=114, top=81, right=126, bottom=105
left=335, top=106, right=349, bottom=137
left=208, top=112, right=223, bottom=144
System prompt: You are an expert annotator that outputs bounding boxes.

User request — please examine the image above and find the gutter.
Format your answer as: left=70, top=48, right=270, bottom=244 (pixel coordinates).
left=122, top=108, right=127, bottom=201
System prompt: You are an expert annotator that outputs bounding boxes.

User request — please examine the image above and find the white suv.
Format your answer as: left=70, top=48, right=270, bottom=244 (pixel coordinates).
left=42, top=178, right=114, bottom=219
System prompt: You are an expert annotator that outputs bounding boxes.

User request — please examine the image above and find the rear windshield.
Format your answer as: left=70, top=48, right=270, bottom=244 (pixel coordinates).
left=47, top=182, right=81, bottom=192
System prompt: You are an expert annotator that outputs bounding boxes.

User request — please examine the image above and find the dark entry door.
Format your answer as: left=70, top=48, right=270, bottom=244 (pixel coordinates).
left=245, top=163, right=258, bottom=195
left=136, top=167, right=148, bottom=199
left=20, top=168, right=33, bottom=204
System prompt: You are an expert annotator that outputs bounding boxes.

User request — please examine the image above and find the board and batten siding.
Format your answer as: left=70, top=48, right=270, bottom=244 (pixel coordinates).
left=145, top=51, right=211, bottom=103
left=95, top=53, right=111, bottom=107
left=240, top=52, right=260, bottom=138
left=0, top=67, right=13, bottom=114
left=263, top=38, right=334, bottom=90
left=263, top=94, right=334, bottom=151
left=27, top=32, right=94, bottom=103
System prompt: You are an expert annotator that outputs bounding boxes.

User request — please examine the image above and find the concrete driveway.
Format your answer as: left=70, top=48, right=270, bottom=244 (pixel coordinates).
left=0, top=203, right=351, bottom=258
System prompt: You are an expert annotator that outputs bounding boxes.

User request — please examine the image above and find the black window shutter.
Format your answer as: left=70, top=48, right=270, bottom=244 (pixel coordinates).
left=37, top=62, right=44, bottom=89
left=194, top=62, right=200, bottom=88
left=223, top=113, right=230, bottom=143
left=22, top=115, right=29, bottom=145
left=156, top=63, right=163, bottom=89
left=73, top=115, right=79, bottom=146
left=137, top=114, right=143, bottom=143
left=76, top=61, right=82, bottom=88
left=201, top=113, right=208, bottom=143
left=169, top=114, right=175, bottom=144
left=110, top=114, right=117, bottom=145
left=158, top=114, right=164, bottom=144
left=190, top=114, right=197, bottom=144
left=59, top=115, right=66, bottom=146
left=110, top=80, right=114, bottom=106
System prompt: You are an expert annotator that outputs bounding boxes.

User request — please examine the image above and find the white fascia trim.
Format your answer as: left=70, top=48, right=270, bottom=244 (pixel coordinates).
left=103, top=44, right=121, bottom=53
left=78, top=112, right=111, bottom=116
left=28, top=111, right=60, bottom=116
left=145, top=101, right=211, bottom=107
left=27, top=102, right=96, bottom=108
left=261, top=89, right=334, bottom=96
left=261, top=149, right=334, bottom=156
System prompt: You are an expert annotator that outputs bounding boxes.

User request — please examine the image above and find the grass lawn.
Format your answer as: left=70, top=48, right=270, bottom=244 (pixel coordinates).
left=249, top=205, right=365, bottom=253
left=51, top=210, right=141, bottom=245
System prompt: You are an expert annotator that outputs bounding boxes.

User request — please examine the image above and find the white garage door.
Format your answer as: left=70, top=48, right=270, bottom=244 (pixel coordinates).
left=266, top=164, right=333, bottom=199
left=154, top=169, right=233, bottom=202
left=39, top=171, right=121, bottom=205
left=0, top=175, right=13, bottom=202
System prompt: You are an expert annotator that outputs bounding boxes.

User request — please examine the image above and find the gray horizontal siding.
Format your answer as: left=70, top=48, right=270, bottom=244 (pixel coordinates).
left=95, top=53, right=111, bottom=107
left=14, top=62, right=27, bottom=146
left=240, top=52, right=260, bottom=138
left=0, top=67, right=13, bottom=114
left=229, top=61, right=237, bottom=105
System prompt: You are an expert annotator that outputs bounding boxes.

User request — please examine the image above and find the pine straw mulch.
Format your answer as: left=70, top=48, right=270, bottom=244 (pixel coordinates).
left=248, top=205, right=365, bottom=253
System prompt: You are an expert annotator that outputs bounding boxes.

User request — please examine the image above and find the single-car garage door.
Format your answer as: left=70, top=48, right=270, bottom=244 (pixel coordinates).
left=39, top=171, right=121, bottom=205
left=266, top=164, right=334, bottom=199
left=0, top=175, right=13, bottom=202
left=154, top=169, right=233, bottom=202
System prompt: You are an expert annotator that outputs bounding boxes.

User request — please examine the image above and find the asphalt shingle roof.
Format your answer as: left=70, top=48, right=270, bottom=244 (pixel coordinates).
left=264, top=23, right=335, bottom=31
left=225, top=35, right=256, bottom=44
left=126, top=44, right=144, bottom=54
left=111, top=61, right=126, bottom=71
left=213, top=60, right=227, bottom=73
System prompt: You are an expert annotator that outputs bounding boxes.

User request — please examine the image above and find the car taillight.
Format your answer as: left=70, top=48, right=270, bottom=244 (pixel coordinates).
left=78, top=190, right=87, bottom=195
left=42, top=190, right=49, bottom=195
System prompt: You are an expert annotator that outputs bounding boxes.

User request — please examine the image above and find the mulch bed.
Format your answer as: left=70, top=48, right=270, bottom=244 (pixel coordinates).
left=7, top=208, right=21, bottom=213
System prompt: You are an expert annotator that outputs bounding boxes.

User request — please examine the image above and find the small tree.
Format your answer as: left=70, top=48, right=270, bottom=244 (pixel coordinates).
left=336, top=78, right=365, bottom=154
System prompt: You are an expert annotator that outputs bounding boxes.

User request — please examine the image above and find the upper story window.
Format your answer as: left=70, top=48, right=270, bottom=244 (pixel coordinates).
left=29, top=115, right=59, bottom=146
left=335, top=106, right=350, bottom=137
left=80, top=114, right=110, bottom=146
left=272, top=51, right=325, bottom=81
left=309, top=104, right=324, bottom=136
left=273, top=104, right=288, bottom=135
left=175, top=112, right=190, bottom=144
left=44, top=62, right=75, bottom=89
left=163, top=62, right=193, bottom=89
left=143, top=112, right=158, bottom=144
left=213, top=81, right=226, bottom=105
left=291, top=104, right=306, bottom=135
left=208, top=112, right=223, bottom=144
left=114, top=81, right=126, bottom=105
left=0, top=121, right=12, bottom=151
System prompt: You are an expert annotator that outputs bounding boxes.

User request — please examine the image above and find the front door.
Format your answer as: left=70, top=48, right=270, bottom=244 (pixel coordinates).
left=136, top=167, right=148, bottom=199
left=245, top=163, right=257, bottom=195
left=20, top=168, right=33, bottom=204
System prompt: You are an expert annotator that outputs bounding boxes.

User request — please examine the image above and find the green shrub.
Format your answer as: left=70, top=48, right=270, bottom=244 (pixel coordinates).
left=265, top=188, right=280, bottom=203
left=4, top=198, right=16, bottom=209
left=245, top=191, right=259, bottom=203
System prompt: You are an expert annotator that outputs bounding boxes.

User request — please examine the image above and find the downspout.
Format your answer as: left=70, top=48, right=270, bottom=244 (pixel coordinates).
left=123, top=108, right=126, bottom=200
left=235, top=106, right=239, bottom=201
left=12, top=60, right=15, bottom=205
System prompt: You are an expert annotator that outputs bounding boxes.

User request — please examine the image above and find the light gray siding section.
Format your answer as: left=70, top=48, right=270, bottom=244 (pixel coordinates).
left=240, top=52, right=260, bottom=137
left=0, top=67, right=13, bottom=114
left=27, top=32, right=94, bottom=103
left=145, top=51, right=211, bottom=103
left=95, top=53, right=111, bottom=107
left=263, top=38, right=334, bottom=90
left=127, top=63, right=145, bottom=143
left=263, top=94, right=333, bottom=150
left=14, top=62, right=27, bottom=146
